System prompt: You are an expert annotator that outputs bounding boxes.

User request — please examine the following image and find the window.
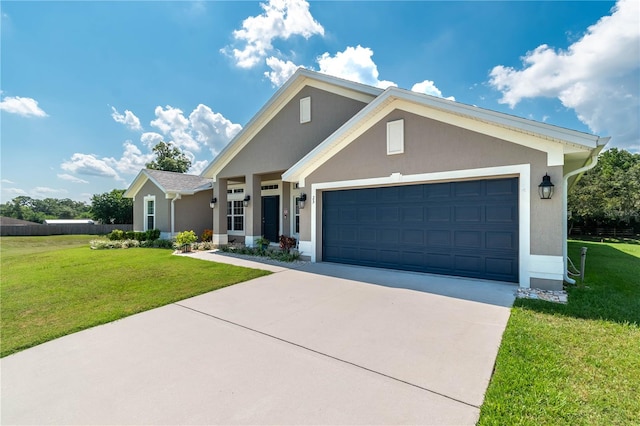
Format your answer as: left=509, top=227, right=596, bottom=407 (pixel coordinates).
left=227, top=200, right=244, bottom=231
left=300, top=97, right=311, bottom=123
left=387, top=119, right=404, bottom=155
left=143, top=195, right=155, bottom=231
left=294, top=196, right=301, bottom=235
left=261, top=184, right=279, bottom=190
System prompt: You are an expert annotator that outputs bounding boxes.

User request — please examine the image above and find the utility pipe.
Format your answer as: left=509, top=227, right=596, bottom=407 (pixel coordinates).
left=562, top=140, right=608, bottom=284
left=170, top=193, right=181, bottom=237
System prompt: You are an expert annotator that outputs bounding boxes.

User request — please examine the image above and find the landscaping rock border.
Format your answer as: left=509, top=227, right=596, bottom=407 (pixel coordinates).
left=515, top=288, right=568, bottom=304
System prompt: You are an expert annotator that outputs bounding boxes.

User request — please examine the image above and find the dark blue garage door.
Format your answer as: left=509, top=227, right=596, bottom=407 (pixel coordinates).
left=322, top=178, right=519, bottom=282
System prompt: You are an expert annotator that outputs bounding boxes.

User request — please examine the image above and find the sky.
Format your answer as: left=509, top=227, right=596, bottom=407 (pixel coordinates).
left=1, top=0, right=638, bottom=204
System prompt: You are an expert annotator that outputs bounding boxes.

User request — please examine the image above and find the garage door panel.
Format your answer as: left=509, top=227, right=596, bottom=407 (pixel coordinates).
left=486, top=205, right=516, bottom=223
left=454, top=205, right=482, bottom=222
left=454, top=230, right=482, bottom=248
left=322, top=178, right=518, bottom=283
left=486, top=231, right=516, bottom=250
left=427, top=206, right=451, bottom=222
left=427, top=230, right=451, bottom=247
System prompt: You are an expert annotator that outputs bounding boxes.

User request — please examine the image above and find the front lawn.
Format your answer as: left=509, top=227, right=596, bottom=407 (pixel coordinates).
left=479, top=240, right=640, bottom=425
left=0, top=236, right=270, bottom=357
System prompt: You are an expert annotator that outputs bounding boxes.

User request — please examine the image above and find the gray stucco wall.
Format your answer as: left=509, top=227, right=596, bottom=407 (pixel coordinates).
left=218, top=86, right=368, bottom=179
left=133, top=180, right=171, bottom=233
left=175, top=191, right=214, bottom=239
left=302, top=109, right=564, bottom=262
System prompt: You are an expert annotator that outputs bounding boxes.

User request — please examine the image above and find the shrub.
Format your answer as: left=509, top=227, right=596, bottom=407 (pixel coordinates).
left=108, top=229, right=124, bottom=241
left=201, top=229, right=213, bottom=242
left=90, top=239, right=139, bottom=249
left=145, top=229, right=161, bottom=241
left=175, top=230, right=197, bottom=246
left=279, top=235, right=297, bottom=253
left=140, top=239, right=174, bottom=249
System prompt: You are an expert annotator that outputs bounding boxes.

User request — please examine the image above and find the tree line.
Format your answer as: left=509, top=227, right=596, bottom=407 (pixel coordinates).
left=568, top=148, right=640, bottom=233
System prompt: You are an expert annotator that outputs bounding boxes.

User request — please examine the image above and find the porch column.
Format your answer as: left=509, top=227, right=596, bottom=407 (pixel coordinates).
left=212, top=179, right=228, bottom=246
left=245, top=174, right=262, bottom=247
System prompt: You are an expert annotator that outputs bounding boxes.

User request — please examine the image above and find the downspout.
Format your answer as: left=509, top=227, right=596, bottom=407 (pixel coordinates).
left=170, top=194, right=181, bottom=237
left=562, top=148, right=602, bottom=284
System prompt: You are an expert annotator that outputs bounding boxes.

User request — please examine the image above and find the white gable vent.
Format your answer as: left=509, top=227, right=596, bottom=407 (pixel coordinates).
left=300, top=96, right=311, bottom=123
left=387, top=119, right=404, bottom=155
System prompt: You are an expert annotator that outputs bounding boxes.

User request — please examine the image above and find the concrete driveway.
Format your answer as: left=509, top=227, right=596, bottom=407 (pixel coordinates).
left=1, top=252, right=515, bottom=425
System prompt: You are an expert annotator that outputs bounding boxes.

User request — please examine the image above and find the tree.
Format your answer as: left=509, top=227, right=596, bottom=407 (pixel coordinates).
left=145, top=141, right=191, bottom=173
left=568, top=148, right=640, bottom=229
left=90, top=189, right=133, bottom=224
left=0, top=196, right=90, bottom=223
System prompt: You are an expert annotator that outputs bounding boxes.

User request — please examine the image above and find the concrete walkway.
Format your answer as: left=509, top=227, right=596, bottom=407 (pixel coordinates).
left=1, top=251, right=515, bottom=425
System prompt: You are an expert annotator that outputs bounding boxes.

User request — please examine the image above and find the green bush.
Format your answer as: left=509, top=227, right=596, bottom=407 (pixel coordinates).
left=140, top=239, right=174, bottom=249
left=107, top=229, right=124, bottom=241
left=145, top=229, right=161, bottom=241
left=175, top=230, right=197, bottom=246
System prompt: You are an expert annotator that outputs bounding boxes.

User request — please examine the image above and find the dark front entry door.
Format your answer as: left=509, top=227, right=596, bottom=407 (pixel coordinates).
left=262, top=196, right=279, bottom=242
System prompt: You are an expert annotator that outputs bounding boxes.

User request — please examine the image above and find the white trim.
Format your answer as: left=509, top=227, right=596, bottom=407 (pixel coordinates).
left=386, top=119, right=404, bottom=155
left=143, top=195, right=156, bottom=232
left=300, top=96, right=311, bottom=123
left=529, top=255, right=564, bottom=281
left=212, top=234, right=228, bottom=245
left=284, top=88, right=606, bottom=186
left=310, top=164, right=532, bottom=288
left=298, top=240, right=313, bottom=257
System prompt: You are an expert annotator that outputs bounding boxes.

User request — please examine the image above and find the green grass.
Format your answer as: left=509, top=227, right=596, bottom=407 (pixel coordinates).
left=0, top=235, right=270, bottom=357
left=479, top=241, right=640, bottom=425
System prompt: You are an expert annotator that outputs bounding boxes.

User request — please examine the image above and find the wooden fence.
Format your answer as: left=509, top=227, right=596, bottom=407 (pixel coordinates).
left=0, top=224, right=133, bottom=237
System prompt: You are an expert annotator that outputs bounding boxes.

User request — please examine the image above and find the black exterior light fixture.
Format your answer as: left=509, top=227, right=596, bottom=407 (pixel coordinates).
left=243, top=195, right=251, bottom=207
left=299, top=193, right=307, bottom=209
left=209, top=197, right=217, bottom=208
left=538, top=173, right=555, bottom=199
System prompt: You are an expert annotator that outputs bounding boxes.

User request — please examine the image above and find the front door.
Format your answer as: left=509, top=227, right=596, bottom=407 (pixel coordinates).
left=262, top=195, right=279, bottom=243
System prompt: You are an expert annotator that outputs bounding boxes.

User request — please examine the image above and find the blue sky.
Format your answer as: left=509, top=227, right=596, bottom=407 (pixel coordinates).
left=1, top=0, right=638, bottom=204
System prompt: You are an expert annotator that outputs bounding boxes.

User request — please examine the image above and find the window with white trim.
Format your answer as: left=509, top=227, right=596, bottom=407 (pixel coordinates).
left=294, top=196, right=301, bottom=235
left=300, top=97, right=311, bottom=123
left=143, top=195, right=155, bottom=231
left=387, top=119, right=404, bottom=155
left=227, top=201, right=244, bottom=231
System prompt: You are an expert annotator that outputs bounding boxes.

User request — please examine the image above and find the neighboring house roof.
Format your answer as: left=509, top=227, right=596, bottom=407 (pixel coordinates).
left=124, top=169, right=213, bottom=199
left=0, top=216, right=41, bottom=226
left=283, top=86, right=610, bottom=186
left=201, top=68, right=384, bottom=180
left=43, top=219, right=95, bottom=225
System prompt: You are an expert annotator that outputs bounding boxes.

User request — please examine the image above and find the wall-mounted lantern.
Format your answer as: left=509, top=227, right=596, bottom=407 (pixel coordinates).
left=299, top=193, right=307, bottom=209
left=243, top=195, right=251, bottom=207
left=538, top=174, right=555, bottom=200
left=209, top=197, right=217, bottom=208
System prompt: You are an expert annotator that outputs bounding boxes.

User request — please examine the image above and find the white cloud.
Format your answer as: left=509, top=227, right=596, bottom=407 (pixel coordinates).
left=411, top=80, right=456, bottom=101
left=1, top=179, right=15, bottom=184
left=57, top=174, right=89, bottom=184
left=140, top=132, right=164, bottom=148
left=189, top=160, right=209, bottom=175
left=104, top=142, right=154, bottom=175
left=149, top=104, right=242, bottom=157
left=223, top=0, right=324, bottom=68
left=489, top=0, right=639, bottom=149
left=32, top=187, right=68, bottom=197
left=2, top=187, right=27, bottom=197
left=61, top=153, right=122, bottom=181
left=0, top=95, right=47, bottom=117
left=317, top=45, right=397, bottom=89
left=111, top=107, right=142, bottom=131
left=265, top=57, right=302, bottom=86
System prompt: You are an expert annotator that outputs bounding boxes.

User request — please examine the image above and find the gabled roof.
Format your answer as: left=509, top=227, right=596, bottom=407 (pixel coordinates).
left=200, top=68, right=383, bottom=180
left=283, top=86, right=609, bottom=185
left=124, top=169, right=212, bottom=199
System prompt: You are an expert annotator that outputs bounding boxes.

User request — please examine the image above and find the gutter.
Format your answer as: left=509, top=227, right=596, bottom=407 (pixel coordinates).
left=562, top=137, right=609, bottom=283
left=170, top=194, right=181, bottom=237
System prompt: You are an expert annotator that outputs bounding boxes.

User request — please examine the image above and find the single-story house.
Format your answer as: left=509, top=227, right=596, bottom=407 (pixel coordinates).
left=124, top=169, right=213, bottom=239
left=129, top=69, right=609, bottom=290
